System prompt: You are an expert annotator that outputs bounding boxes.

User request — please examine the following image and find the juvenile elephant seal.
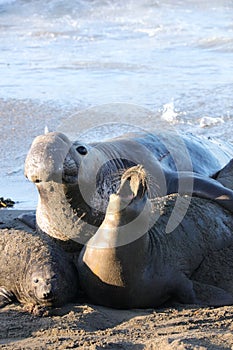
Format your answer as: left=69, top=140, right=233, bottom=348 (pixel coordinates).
left=78, top=165, right=233, bottom=309
left=0, top=228, right=79, bottom=315
left=24, top=131, right=233, bottom=246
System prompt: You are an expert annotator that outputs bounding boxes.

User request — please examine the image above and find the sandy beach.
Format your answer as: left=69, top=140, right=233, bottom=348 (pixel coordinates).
left=1, top=209, right=233, bottom=350
left=1, top=299, right=233, bottom=349
left=1, top=0, right=233, bottom=347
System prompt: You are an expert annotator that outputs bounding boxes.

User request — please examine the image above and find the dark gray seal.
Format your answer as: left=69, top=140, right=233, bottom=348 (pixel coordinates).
left=24, top=131, right=233, bottom=247
left=77, top=165, right=233, bottom=309
left=0, top=228, right=79, bottom=315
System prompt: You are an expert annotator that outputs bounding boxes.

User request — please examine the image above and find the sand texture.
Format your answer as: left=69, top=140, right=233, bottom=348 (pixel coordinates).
left=0, top=209, right=233, bottom=350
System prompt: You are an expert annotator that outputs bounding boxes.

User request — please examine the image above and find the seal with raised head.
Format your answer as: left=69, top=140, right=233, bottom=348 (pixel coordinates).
left=24, top=130, right=233, bottom=247
left=77, top=165, right=233, bottom=308
left=0, top=228, right=79, bottom=315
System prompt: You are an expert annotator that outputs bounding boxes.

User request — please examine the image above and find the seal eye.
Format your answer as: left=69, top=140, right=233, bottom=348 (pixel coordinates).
left=76, top=145, right=87, bottom=155
left=33, top=278, right=39, bottom=284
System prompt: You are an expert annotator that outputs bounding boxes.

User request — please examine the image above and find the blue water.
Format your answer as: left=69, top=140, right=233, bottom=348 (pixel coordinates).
left=1, top=0, right=233, bottom=208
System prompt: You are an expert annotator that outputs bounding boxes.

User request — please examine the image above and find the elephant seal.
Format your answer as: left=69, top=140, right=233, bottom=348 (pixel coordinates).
left=24, top=131, right=233, bottom=247
left=0, top=228, right=79, bottom=315
left=77, top=165, right=233, bottom=309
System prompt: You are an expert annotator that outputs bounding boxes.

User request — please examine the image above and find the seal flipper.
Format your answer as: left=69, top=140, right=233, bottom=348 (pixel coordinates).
left=18, top=213, right=36, bottom=229
left=192, top=281, right=233, bottom=306
left=214, top=158, right=233, bottom=190
left=0, top=287, right=16, bottom=307
left=172, top=275, right=197, bottom=304
left=176, top=172, right=233, bottom=214
left=169, top=275, right=233, bottom=307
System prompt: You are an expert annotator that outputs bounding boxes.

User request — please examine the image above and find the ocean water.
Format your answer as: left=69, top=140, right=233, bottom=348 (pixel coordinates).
left=1, top=0, right=233, bottom=208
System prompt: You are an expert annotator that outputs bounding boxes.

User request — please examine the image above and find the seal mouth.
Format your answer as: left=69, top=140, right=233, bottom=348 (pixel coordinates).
left=62, top=142, right=90, bottom=185
left=117, top=165, right=148, bottom=203
left=35, top=290, right=56, bottom=306
left=28, top=290, right=55, bottom=306
left=62, top=153, right=79, bottom=184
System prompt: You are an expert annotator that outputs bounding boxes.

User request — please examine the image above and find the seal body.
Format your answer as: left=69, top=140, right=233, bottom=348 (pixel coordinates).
left=0, top=228, right=79, bottom=313
left=78, top=166, right=233, bottom=308
left=24, top=131, right=233, bottom=246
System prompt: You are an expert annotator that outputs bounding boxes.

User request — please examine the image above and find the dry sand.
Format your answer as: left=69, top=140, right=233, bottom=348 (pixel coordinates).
left=0, top=209, right=233, bottom=350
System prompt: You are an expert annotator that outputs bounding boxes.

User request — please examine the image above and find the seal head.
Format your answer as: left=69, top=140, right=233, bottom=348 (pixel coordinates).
left=23, top=261, right=75, bottom=307
left=0, top=229, right=79, bottom=314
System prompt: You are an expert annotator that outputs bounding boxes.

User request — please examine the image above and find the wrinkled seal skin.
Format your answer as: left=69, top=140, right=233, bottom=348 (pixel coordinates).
left=0, top=228, right=79, bottom=315
left=78, top=165, right=233, bottom=309
left=24, top=131, right=233, bottom=248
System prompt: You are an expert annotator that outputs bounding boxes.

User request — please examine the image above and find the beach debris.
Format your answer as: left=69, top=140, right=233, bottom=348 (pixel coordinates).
left=0, top=197, right=15, bottom=208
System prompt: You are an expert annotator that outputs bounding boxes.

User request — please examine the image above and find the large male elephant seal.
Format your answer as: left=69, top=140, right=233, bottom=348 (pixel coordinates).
left=24, top=130, right=233, bottom=247
left=77, top=165, right=233, bottom=309
left=0, top=228, right=79, bottom=315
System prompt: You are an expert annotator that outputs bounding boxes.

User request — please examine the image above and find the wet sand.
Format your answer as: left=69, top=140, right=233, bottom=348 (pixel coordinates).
left=1, top=209, right=233, bottom=350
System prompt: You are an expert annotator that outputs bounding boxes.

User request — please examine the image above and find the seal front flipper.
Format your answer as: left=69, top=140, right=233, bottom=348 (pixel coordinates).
left=215, top=158, right=233, bottom=190
left=0, top=287, right=16, bottom=307
left=192, top=281, right=233, bottom=306
left=167, top=274, right=233, bottom=307
left=23, top=303, right=51, bottom=316
left=171, top=274, right=197, bottom=305
left=174, top=172, right=233, bottom=213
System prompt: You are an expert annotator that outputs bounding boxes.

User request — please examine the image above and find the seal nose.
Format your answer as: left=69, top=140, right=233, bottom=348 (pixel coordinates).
left=26, top=174, right=42, bottom=183
left=25, top=132, right=71, bottom=183
left=42, top=290, right=53, bottom=300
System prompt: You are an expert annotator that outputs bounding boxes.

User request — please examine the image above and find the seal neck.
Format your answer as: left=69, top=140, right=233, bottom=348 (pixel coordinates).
left=81, top=196, right=152, bottom=287
left=90, top=192, right=150, bottom=245
left=36, top=181, right=97, bottom=248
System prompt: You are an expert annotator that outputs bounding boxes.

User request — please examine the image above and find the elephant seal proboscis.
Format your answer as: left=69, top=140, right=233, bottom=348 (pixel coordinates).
left=24, top=130, right=233, bottom=247
left=77, top=165, right=233, bottom=309
left=0, top=228, right=79, bottom=315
